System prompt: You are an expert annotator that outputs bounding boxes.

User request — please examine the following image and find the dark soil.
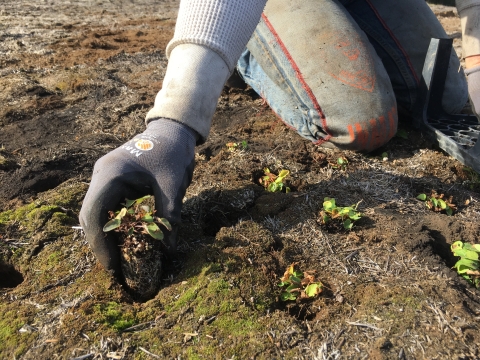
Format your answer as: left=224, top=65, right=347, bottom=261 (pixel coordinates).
left=1, top=1, right=479, bottom=359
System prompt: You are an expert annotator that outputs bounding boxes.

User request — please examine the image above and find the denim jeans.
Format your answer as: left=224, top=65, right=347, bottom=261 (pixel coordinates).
left=237, top=0, right=468, bottom=151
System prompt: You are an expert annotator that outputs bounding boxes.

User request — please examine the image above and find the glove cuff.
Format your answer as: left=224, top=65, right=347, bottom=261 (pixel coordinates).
left=145, top=117, right=199, bottom=146
left=145, top=44, right=230, bottom=143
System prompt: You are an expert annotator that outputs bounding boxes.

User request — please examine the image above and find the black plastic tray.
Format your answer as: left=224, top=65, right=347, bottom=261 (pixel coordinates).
left=413, top=38, right=480, bottom=173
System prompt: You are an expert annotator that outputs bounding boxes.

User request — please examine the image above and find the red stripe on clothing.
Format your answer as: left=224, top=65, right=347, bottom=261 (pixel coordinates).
left=364, top=0, right=420, bottom=84
left=354, top=122, right=369, bottom=149
left=261, top=13, right=332, bottom=142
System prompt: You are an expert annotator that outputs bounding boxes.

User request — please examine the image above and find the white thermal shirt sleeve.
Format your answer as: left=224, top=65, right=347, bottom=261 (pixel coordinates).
left=146, top=0, right=267, bottom=141
left=167, top=0, right=267, bottom=73
left=456, top=0, right=480, bottom=58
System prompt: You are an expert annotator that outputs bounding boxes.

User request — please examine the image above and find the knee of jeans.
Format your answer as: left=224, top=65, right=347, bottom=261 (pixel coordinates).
left=324, top=103, right=398, bottom=152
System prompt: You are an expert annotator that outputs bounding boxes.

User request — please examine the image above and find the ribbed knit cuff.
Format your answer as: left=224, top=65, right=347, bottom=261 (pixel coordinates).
left=457, top=0, right=480, bottom=58
left=145, top=44, right=230, bottom=143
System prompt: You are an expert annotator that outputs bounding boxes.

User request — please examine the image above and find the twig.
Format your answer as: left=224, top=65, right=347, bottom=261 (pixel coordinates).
left=123, top=321, right=154, bottom=332
left=344, top=250, right=359, bottom=261
left=139, top=347, right=161, bottom=359
left=346, top=322, right=382, bottom=331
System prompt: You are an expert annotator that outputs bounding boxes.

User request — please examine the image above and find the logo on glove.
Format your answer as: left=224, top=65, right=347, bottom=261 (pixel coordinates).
left=134, top=139, right=154, bottom=151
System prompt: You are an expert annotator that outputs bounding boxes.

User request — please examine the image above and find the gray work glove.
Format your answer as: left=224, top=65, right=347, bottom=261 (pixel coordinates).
left=465, top=65, right=480, bottom=119
left=79, top=119, right=197, bottom=276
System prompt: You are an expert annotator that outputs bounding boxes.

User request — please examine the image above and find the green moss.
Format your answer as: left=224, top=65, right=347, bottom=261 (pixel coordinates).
left=207, top=279, right=229, bottom=295
left=0, top=308, right=37, bottom=358
left=94, top=302, right=136, bottom=332
left=43, top=212, right=77, bottom=237
left=47, top=251, right=63, bottom=266
left=169, top=286, right=199, bottom=312
left=219, top=299, right=237, bottom=313
left=0, top=210, right=13, bottom=224
left=185, top=347, right=203, bottom=360
left=0, top=201, right=77, bottom=240
left=214, top=314, right=261, bottom=337
left=4, top=202, right=38, bottom=223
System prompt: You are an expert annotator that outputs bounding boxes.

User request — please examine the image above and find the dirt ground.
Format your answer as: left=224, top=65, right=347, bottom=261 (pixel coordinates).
left=1, top=1, right=480, bottom=359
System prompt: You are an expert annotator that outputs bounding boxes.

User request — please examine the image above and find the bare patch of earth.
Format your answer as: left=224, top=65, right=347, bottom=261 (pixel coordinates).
left=1, top=1, right=480, bottom=359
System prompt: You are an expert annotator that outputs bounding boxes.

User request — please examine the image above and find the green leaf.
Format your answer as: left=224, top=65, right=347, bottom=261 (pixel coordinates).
left=292, top=270, right=303, bottom=278
left=417, top=194, right=427, bottom=201
left=463, top=243, right=480, bottom=252
left=156, top=217, right=172, bottom=231
left=454, top=258, right=480, bottom=273
left=278, top=169, right=290, bottom=179
left=451, top=241, right=464, bottom=252
left=123, top=198, right=136, bottom=208
left=452, top=248, right=479, bottom=261
left=323, top=199, right=336, bottom=210
left=337, top=157, right=346, bottom=165
left=141, top=214, right=154, bottom=223
left=127, top=227, right=134, bottom=236
left=349, top=211, right=362, bottom=220
left=343, top=219, right=353, bottom=230
left=103, top=218, right=121, bottom=232
left=281, top=292, right=297, bottom=301
left=268, top=183, right=279, bottom=192
left=289, top=276, right=302, bottom=284
left=134, top=195, right=152, bottom=206
left=445, top=207, right=453, bottom=216
left=115, top=207, right=127, bottom=219
left=286, top=187, right=291, bottom=193
left=285, top=284, right=300, bottom=293
left=381, top=152, right=388, bottom=158
left=431, top=198, right=438, bottom=207
left=305, top=283, right=321, bottom=297
left=144, top=223, right=164, bottom=240
left=437, top=199, right=447, bottom=209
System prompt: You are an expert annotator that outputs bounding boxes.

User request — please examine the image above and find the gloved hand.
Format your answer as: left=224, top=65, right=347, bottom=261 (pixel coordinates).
left=465, top=65, right=480, bottom=118
left=79, top=119, right=197, bottom=276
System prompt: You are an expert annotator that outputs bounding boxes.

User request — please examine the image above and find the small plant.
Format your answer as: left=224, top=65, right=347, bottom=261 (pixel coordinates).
left=278, top=264, right=322, bottom=301
left=329, top=156, right=348, bottom=170
left=451, top=241, right=480, bottom=288
left=103, top=195, right=171, bottom=300
left=103, top=195, right=171, bottom=240
left=226, top=140, right=248, bottom=152
left=259, top=168, right=291, bottom=193
left=396, top=128, right=409, bottom=139
left=320, top=197, right=361, bottom=230
left=416, top=191, right=456, bottom=216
